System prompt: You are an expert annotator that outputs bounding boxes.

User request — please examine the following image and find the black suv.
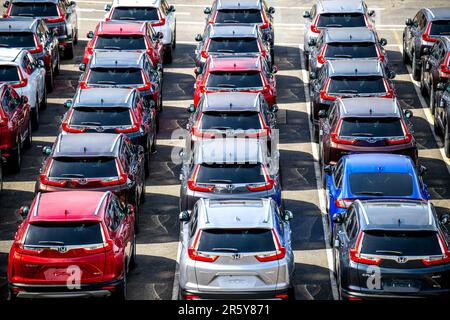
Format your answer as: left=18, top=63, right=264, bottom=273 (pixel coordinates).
left=420, top=36, right=450, bottom=112
left=333, top=199, right=450, bottom=300
left=403, top=7, right=450, bottom=80
left=433, top=82, right=450, bottom=156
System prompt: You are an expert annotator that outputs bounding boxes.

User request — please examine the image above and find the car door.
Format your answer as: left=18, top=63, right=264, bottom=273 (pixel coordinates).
left=64, top=0, right=78, bottom=34
left=414, top=12, right=427, bottom=54
left=9, top=88, right=27, bottom=140
left=327, top=159, right=343, bottom=215
left=113, top=197, right=132, bottom=260
left=274, top=204, right=294, bottom=274
left=320, top=103, right=337, bottom=162
left=336, top=206, right=358, bottom=282
left=23, top=53, right=41, bottom=105
left=2, top=88, right=20, bottom=141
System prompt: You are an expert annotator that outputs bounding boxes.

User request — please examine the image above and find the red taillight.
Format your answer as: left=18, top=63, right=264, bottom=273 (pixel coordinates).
left=29, top=34, right=43, bottom=54
left=138, top=70, right=152, bottom=91
left=255, top=229, right=286, bottom=262
left=320, top=78, right=336, bottom=101
left=383, top=79, right=394, bottom=98
left=185, top=294, right=200, bottom=300
left=208, top=11, right=218, bottom=24
left=83, top=239, right=113, bottom=254
left=12, top=67, right=27, bottom=88
left=440, top=53, right=450, bottom=75
left=0, top=107, right=8, bottom=126
left=246, top=164, right=274, bottom=192
left=350, top=232, right=381, bottom=265
left=310, top=15, right=320, bottom=33
left=422, top=23, right=438, bottom=43
left=330, top=120, right=356, bottom=145
left=152, top=10, right=166, bottom=26
left=422, top=233, right=450, bottom=266
left=386, top=120, right=412, bottom=145
left=317, top=44, right=327, bottom=65
left=375, top=45, right=385, bottom=62
left=188, top=230, right=218, bottom=262
left=39, top=159, right=68, bottom=187
left=46, top=5, right=65, bottom=23
left=275, top=294, right=289, bottom=299
left=201, top=50, right=209, bottom=59
left=99, top=159, right=127, bottom=186
left=335, top=198, right=353, bottom=209
left=115, top=110, right=140, bottom=133
left=259, top=12, right=269, bottom=29
left=187, top=164, right=215, bottom=192
left=61, top=109, right=86, bottom=133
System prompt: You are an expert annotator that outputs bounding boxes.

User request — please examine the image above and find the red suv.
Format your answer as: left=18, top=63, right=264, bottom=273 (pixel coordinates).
left=8, top=191, right=136, bottom=300
left=193, top=55, right=277, bottom=107
left=0, top=83, right=32, bottom=172
left=83, top=21, right=163, bottom=67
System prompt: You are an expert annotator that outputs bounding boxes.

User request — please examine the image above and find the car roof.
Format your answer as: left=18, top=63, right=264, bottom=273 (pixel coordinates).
left=208, top=55, right=261, bottom=72
left=96, top=21, right=147, bottom=35
left=0, top=48, right=22, bottom=63
left=89, top=51, right=144, bottom=68
left=53, top=133, right=122, bottom=158
left=201, top=92, right=261, bottom=112
left=342, top=154, right=415, bottom=174
left=357, top=200, right=437, bottom=232
left=326, top=59, right=384, bottom=77
left=197, top=198, right=274, bottom=230
left=216, top=0, right=262, bottom=10
left=112, top=0, right=160, bottom=8
left=73, top=87, right=135, bottom=108
left=209, top=24, right=259, bottom=38
left=338, top=97, right=401, bottom=118
left=11, top=0, right=59, bottom=3
left=28, top=191, right=110, bottom=223
left=0, top=17, right=39, bottom=32
left=193, top=137, right=267, bottom=164
left=324, top=27, right=376, bottom=43
left=317, top=0, right=366, bottom=14
left=424, top=7, right=450, bottom=20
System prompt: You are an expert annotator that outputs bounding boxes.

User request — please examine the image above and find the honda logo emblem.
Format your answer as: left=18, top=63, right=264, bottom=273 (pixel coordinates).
left=232, top=254, right=241, bottom=260
left=396, top=257, right=408, bottom=264
left=57, top=246, right=68, bottom=253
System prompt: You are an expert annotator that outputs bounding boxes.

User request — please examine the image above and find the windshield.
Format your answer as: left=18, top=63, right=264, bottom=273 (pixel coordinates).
left=198, top=229, right=275, bottom=253
left=349, top=172, right=414, bottom=197
left=340, top=118, right=404, bottom=137
left=430, top=20, right=450, bottom=36
left=49, top=157, right=119, bottom=179
left=216, top=9, right=263, bottom=24
left=208, top=38, right=260, bottom=54
left=10, top=2, right=58, bottom=17
left=87, top=68, right=144, bottom=86
left=206, top=71, right=263, bottom=89
left=317, top=13, right=367, bottom=28
left=328, top=76, right=387, bottom=95
left=196, top=163, right=265, bottom=184
left=200, top=111, right=262, bottom=130
left=70, top=107, right=132, bottom=127
left=94, top=35, right=146, bottom=50
left=0, top=32, right=36, bottom=48
left=111, top=7, right=159, bottom=21
left=325, top=42, right=378, bottom=59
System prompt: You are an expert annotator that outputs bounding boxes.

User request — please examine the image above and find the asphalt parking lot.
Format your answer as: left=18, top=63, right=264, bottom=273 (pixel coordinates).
left=1, top=0, right=450, bottom=300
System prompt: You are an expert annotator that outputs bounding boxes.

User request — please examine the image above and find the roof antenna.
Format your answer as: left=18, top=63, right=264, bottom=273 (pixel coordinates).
left=232, top=30, right=235, bottom=35
left=101, top=98, right=104, bottom=105
left=120, top=27, right=122, bottom=33
left=398, top=219, right=401, bottom=226
left=83, top=147, right=87, bottom=154
left=349, top=35, right=353, bottom=40
left=229, top=102, right=232, bottom=110
left=369, top=108, right=373, bottom=115
left=65, top=209, right=69, bottom=215
left=354, top=68, right=358, bottom=74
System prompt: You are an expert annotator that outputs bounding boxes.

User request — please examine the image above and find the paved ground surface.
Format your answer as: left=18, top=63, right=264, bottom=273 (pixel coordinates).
left=1, top=0, right=450, bottom=300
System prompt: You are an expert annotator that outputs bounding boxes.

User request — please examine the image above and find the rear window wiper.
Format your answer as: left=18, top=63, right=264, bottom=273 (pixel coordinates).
left=207, top=126, right=233, bottom=130
left=354, top=191, right=384, bottom=196
left=118, top=17, right=136, bottom=20
left=350, top=133, right=374, bottom=137
left=215, top=83, right=236, bottom=88
left=223, top=19, right=240, bottom=23
left=101, top=46, right=122, bottom=50
left=211, top=247, right=239, bottom=252
left=326, top=24, right=343, bottom=27
left=17, top=13, right=35, bottom=16
left=0, top=44, right=10, bottom=47
left=375, top=250, right=403, bottom=255
left=59, top=173, right=86, bottom=178
left=80, top=121, right=102, bottom=126
left=215, top=49, right=236, bottom=53
left=332, top=54, right=353, bottom=58
left=95, top=81, right=117, bottom=85
left=38, top=241, right=65, bottom=245
left=338, top=89, right=358, bottom=93
left=209, top=179, right=233, bottom=183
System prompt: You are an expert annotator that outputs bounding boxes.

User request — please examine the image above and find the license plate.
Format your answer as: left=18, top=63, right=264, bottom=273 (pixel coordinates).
left=383, top=280, right=420, bottom=292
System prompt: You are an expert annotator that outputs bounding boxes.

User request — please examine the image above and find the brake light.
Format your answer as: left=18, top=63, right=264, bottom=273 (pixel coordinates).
left=383, top=79, right=394, bottom=98
left=83, top=239, right=113, bottom=254
left=12, top=67, right=27, bottom=88
left=247, top=164, right=274, bottom=191
left=29, top=35, right=43, bottom=54
left=39, top=159, right=68, bottom=187
left=350, top=232, right=381, bottom=265
left=335, top=198, right=354, bottom=209
left=152, top=10, right=166, bottom=27
left=14, top=242, right=43, bottom=255
left=330, top=119, right=356, bottom=145
left=99, top=159, right=127, bottom=186
left=386, top=120, right=412, bottom=145
left=275, top=294, right=289, bottom=299
left=310, top=15, right=320, bottom=33
left=260, top=12, right=269, bottom=29
left=320, top=78, right=336, bottom=101
left=255, top=229, right=286, bottom=262
left=422, top=233, right=450, bottom=266
left=138, top=70, right=152, bottom=92
left=317, top=44, right=327, bottom=65
left=188, top=230, right=218, bottom=262
left=422, top=23, right=438, bottom=43
left=185, top=294, right=200, bottom=300
left=375, top=45, right=385, bottom=62
left=115, top=110, right=140, bottom=133
left=208, top=11, right=218, bottom=24
left=0, top=107, right=8, bottom=126
left=440, top=53, right=450, bottom=75
left=61, top=109, right=86, bottom=133
left=79, top=70, right=90, bottom=89
left=46, top=5, right=65, bottom=23
left=187, top=164, right=215, bottom=192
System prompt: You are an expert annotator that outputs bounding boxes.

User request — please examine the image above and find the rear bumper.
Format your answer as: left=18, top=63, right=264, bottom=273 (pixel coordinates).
left=180, top=288, right=290, bottom=300
left=341, top=287, right=450, bottom=300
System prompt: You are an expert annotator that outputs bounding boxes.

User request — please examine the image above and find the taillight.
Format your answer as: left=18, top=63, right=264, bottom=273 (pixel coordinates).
left=14, top=242, right=43, bottom=255
left=440, top=53, right=450, bottom=75
left=386, top=120, right=412, bottom=145
left=259, top=12, right=269, bottom=29
left=0, top=107, right=8, bottom=126
left=422, top=23, right=438, bottom=43
left=375, top=45, right=385, bottom=62
left=350, top=232, right=381, bottom=265
left=246, top=164, right=274, bottom=192
left=383, top=79, right=394, bottom=98
left=310, top=15, right=320, bottom=33
left=138, top=70, right=152, bottom=91
left=330, top=119, right=356, bottom=145
left=99, top=159, right=127, bottom=186
left=12, top=67, right=27, bottom=88
left=61, top=109, right=86, bottom=133
left=320, top=78, right=336, bottom=101
left=29, top=34, right=43, bottom=54
left=39, top=159, right=68, bottom=187
left=422, top=233, right=450, bottom=266
left=187, top=164, right=215, bottom=192
left=152, top=10, right=166, bottom=27
left=208, top=11, right=218, bottom=24
left=115, top=110, right=140, bottom=133
left=188, top=230, right=218, bottom=262
left=83, top=239, right=113, bottom=254
left=335, top=198, right=353, bottom=209
left=191, top=114, right=216, bottom=138
left=46, top=5, right=65, bottom=23
left=79, top=70, right=90, bottom=89
left=317, top=44, right=327, bottom=64
left=255, top=229, right=286, bottom=262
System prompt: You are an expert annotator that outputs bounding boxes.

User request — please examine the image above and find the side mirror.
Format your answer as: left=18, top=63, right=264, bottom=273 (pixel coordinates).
left=79, top=63, right=86, bottom=71
left=308, top=38, right=316, bottom=47
left=272, top=66, right=278, bottom=74
left=203, top=7, right=211, bottom=15
left=52, top=29, right=57, bottom=36
left=419, top=165, right=427, bottom=176
left=423, top=47, right=430, bottom=55
left=404, top=109, right=413, bottom=119
left=69, top=1, right=76, bottom=6
left=104, top=3, right=111, bottom=11
left=440, top=214, right=450, bottom=225
left=368, top=10, right=376, bottom=17
left=126, top=204, right=135, bottom=215
left=309, top=71, right=317, bottom=80
left=3, top=1, right=9, bottom=8
left=267, top=7, right=275, bottom=15
left=387, top=70, right=396, bottom=79
left=405, top=18, right=413, bottom=26
left=168, top=5, right=175, bottom=12
left=179, top=210, right=191, bottom=222
left=302, top=10, right=311, bottom=19
left=149, top=100, right=156, bottom=109
left=323, top=164, right=332, bottom=174
left=18, top=206, right=29, bottom=220
left=42, top=146, right=52, bottom=156
left=270, top=104, right=279, bottom=113
left=187, top=104, right=195, bottom=113
left=194, top=66, right=202, bottom=75
left=37, top=60, right=45, bottom=68
left=334, top=239, right=340, bottom=248
left=332, top=214, right=343, bottom=224
left=379, top=38, right=387, bottom=47
left=21, top=96, right=28, bottom=104
left=437, top=82, right=446, bottom=91
left=63, top=99, right=73, bottom=108
left=283, top=210, right=293, bottom=221
left=318, top=109, right=327, bottom=118
left=195, top=34, right=203, bottom=42
left=157, top=32, right=164, bottom=39
left=86, top=31, right=94, bottom=39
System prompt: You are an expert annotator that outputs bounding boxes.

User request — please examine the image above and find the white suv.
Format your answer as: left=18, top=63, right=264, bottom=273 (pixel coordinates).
left=0, top=48, right=46, bottom=129
left=105, top=0, right=176, bottom=63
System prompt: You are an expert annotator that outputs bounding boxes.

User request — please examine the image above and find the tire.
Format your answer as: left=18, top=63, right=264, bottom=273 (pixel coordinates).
left=430, top=86, right=436, bottom=114
left=304, top=52, right=310, bottom=71
left=158, top=91, right=163, bottom=113
left=73, top=28, right=78, bottom=45
left=172, top=27, right=176, bottom=49
left=434, top=106, right=442, bottom=136
left=40, top=86, right=47, bottom=110
left=54, top=51, right=60, bottom=75
left=412, top=52, right=421, bottom=81
left=129, top=235, right=137, bottom=270
left=64, top=43, right=74, bottom=60
left=444, top=123, right=450, bottom=158
left=24, top=119, right=32, bottom=150
left=163, top=46, right=173, bottom=64
left=402, top=39, right=411, bottom=64
left=10, top=136, right=21, bottom=173
left=112, top=267, right=127, bottom=300
left=31, top=101, right=39, bottom=131
left=326, top=214, right=333, bottom=247
left=420, top=68, right=428, bottom=97
left=46, top=65, right=54, bottom=93
left=8, top=289, right=17, bottom=301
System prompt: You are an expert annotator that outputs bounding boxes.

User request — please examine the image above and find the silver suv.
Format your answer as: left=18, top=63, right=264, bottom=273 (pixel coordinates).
left=178, top=198, right=294, bottom=300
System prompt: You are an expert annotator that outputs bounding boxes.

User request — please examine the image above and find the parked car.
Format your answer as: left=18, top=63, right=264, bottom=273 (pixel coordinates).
left=332, top=199, right=450, bottom=300
left=186, top=92, right=278, bottom=142
left=61, top=87, right=157, bottom=175
left=203, top=0, right=275, bottom=59
left=433, top=81, right=450, bottom=156
left=324, top=153, right=430, bottom=242
left=105, top=0, right=176, bottom=63
left=308, top=27, right=388, bottom=75
left=420, top=36, right=450, bottom=112
left=179, top=137, right=281, bottom=211
left=79, top=51, right=163, bottom=112
left=194, top=23, right=272, bottom=67
left=8, top=190, right=136, bottom=300
left=309, top=59, right=396, bottom=126
left=0, top=156, right=4, bottom=191
left=0, top=17, right=60, bottom=91
left=178, top=198, right=294, bottom=300
left=36, top=133, right=146, bottom=226
left=84, top=20, right=164, bottom=68
left=0, top=48, right=45, bottom=129
left=403, top=7, right=450, bottom=80
left=302, top=0, right=375, bottom=70
left=5, top=0, right=79, bottom=59
left=0, top=83, right=31, bottom=172
left=318, top=97, right=417, bottom=166
left=193, top=55, right=277, bottom=107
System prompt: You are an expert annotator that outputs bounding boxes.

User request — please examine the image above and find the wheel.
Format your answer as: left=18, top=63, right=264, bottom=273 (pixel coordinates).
left=112, top=266, right=127, bottom=300
left=420, top=69, right=428, bottom=97
left=73, top=28, right=78, bottom=45
left=129, top=235, right=137, bottom=270
left=434, top=106, right=442, bottom=136
left=24, top=119, right=32, bottom=150
left=158, top=91, right=163, bottom=113
left=304, top=52, right=310, bottom=70
left=172, top=26, right=176, bottom=49
left=444, top=123, right=450, bottom=158
left=412, top=52, right=421, bottom=81
left=9, top=136, right=21, bottom=173
left=8, top=289, right=17, bottom=301
left=31, top=101, right=39, bottom=131
left=64, top=43, right=74, bottom=60
left=163, top=46, right=173, bottom=64
left=40, top=86, right=47, bottom=110
left=430, top=86, right=436, bottom=114
left=46, top=65, right=54, bottom=93
left=54, top=51, right=60, bottom=75
left=144, top=153, right=150, bottom=179
left=402, top=39, right=411, bottom=64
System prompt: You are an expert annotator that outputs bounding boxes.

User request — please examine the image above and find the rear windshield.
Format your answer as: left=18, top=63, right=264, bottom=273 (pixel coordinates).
left=339, top=118, right=404, bottom=137
left=328, top=76, right=386, bottom=95
left=197, top=229, right=275, bottom=253
left=317, top=13, right=366, bottom=28
left=216, top=9, right=263, bottom=24
left=0, top=66, right=20, bottom=82
left=206, top=71, right=263, bottom=89
left=349, top=172, right=414, bottom=197
left=430, top=20, right=450, bottom=36
left=70, top=107, right=132, bottom=127
left=196, top=164, right=265, bottom=184
left=95, top=35, right=146, bottom=51
left=10, top=2, right=58, bottom=17
left=325, top=43, right=378, bottom=59
left=49, top=158, right=118, bottom=179
left=0, top=32, right=36, bottom=48
left=200, top=111, right=262, bottom=130
left=362, top=231, right=442, bottom=256
left=111, top=7, right=159, bottom=21
left=208, top=38, right=259, bottom=54
left=25, top=222, right=103, bottom=246
left=87, top=68, right=143, bottom=86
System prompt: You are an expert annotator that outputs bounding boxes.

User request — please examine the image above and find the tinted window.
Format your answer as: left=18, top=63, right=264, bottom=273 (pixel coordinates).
left=349, top=173, right=414, bottom=197
left=206, top=71, right=263, bottom=89
left=24, top=222, right=103, bottom=246
left=339, top=118, right=404, bottom=137
left=328, top=76, right=387, bottom=95
left=430, top=20, right=450, bottom=36
left=94, top=35, right=146, bottom=50
left=111, top=7, right=159, bottom=21
left=0, top=32, right=36, bottom=48
left=49, top=158, right=119, bottom=178
left=362, top=231, right=442, bottom=256
left=208, top=38, right=259, bottom=54
left=10, top=2, right=59, bottom=17
left=216, top=9, right=263, bottom=24
left=200, top=111, right=262, bottom=130
left=197, top=229, right=275, bottom=253
left=87, top=68, right=144, bottom=86
left=325, top=43, right=378, bottom=59
left=196, top=164, right=265, bottom=184
left=70, top=107, right=132, bottom=127
left=0, top=66, right=20, bottom=82
left=317, top=13, right=366, bottom=28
